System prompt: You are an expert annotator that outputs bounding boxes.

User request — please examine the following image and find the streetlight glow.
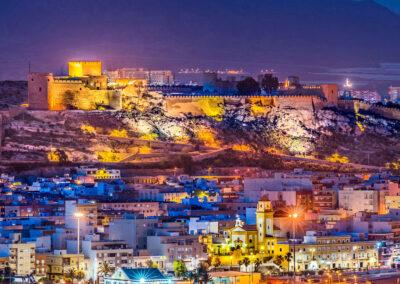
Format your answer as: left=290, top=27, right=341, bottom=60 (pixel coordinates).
left=74, top=212, right=84, bottom=218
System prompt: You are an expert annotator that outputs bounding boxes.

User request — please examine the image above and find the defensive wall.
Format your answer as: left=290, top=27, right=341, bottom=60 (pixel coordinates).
left=164, top=94, right=326, bottom=117
left=338, top=99, right=400, bottom=120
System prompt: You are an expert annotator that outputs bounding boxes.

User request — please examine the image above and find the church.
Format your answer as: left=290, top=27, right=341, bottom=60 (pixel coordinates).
left=204, top=197, right=290, bottom=268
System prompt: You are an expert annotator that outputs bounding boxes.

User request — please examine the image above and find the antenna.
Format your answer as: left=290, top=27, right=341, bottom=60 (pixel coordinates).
left=28, top=61, right=31, bottom=73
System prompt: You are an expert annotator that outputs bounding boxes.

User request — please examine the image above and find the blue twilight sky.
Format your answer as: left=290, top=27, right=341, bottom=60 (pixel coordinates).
left=1, top=0, right=400, bottom=89
left=375, top=0, right=400, bottom=14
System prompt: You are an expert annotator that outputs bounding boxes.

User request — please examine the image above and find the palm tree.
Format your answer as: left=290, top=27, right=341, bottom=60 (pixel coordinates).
left=98, top=262, right=113, bottom=277
left=146, top=259, right=157, bottom=268
left=75, top=270, right=85, bottom=281
left=97, top=262, right=114, bottom=283
left=186, top=270, right=199, bottom=283
left=212, top=257, right=221, bottom=268
left=274, top=255, right=284, bottom=269
left=253, top=258, right=262, bottom=272
left=66, top=268, right=77, bottom=280
left=197, top=262, right=211, bottom=284
left=284, top=252, right=293, bottom=274
left=239, top=257, right=251, bottom=272
left=262, top=256, right=273, bottom=263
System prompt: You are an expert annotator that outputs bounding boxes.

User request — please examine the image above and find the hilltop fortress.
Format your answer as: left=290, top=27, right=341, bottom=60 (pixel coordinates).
left=28, top=61, right=148, bottom=111
left=30, top=60, right=393, bottom=118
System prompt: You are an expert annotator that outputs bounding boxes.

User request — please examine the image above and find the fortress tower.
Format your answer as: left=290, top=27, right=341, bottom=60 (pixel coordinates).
left=28, top=73, right=53, bottom=110
left=321, top=84, right=339, bottom=106
left=68, top=61, right=102, bottom=77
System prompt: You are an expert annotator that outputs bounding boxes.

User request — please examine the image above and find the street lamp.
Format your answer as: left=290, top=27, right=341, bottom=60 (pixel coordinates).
left=289, top=212, right=299, bottom=279
left=74, top=212, right=84, bottom=254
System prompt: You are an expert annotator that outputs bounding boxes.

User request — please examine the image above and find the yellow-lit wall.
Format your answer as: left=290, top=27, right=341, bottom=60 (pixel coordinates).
left=68, top=61, right=102, bottom=77
left=47, top=79, right=121, bottom=110
left=165, top=96, right=324, bottom=117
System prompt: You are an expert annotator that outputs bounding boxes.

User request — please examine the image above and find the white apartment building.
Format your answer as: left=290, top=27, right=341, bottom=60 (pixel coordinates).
left=109, top=218, right=158, bottom=252
left=81, top=235, right=134, bottom=280
left=188, top=217, right=219, bottom=235
left=149, top=70, right=174, bottom=85
left=243, top=172, right=313, bottom=202
left=0, top=242, right=36, bottom=275
left=65, top=200, right=97, bottom=237
left=338, top=186, right=379, bottom=213
left=147, top=234, right=207, bottom=271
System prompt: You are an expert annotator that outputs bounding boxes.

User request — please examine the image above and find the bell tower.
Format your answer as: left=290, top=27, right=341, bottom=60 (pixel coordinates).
left=256, top=196, right=274, bottom=243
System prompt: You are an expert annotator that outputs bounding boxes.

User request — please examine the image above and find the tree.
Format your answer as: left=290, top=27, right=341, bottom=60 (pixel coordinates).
left=64, top=268, right=78, bottom=283
left=212, top=257, right=221, bottom=268
left=98, top=262, right=113, bottom=277
left=146, top=259, right=157, bottom=268
left=284, top=252, right=293, bottom=274
left=75, top=270, right=85, bottom=281
left=63, top=90, right=77, bottom=109
left=173, top=260, right=187, bottom=278
left=262, top=256, right=273, bottom=263
left=197, top=262, right=211, bottom=284
left=186, top=271, right=199, bottom=283
left=239, top=257, right=251, bottom=272
left=253, top=258, right=262, bottom=272
left=274, top=255, right=284, bottom=268
left=261, top=73, right=279, bottom=93
left=236, top=77, right=260, bottom=96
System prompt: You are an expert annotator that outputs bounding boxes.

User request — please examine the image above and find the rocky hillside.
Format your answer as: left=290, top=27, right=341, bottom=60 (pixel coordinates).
left=1, top=91, right=399, bottom=168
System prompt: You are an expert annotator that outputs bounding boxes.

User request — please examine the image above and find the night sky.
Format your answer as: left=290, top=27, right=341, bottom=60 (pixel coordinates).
left=1, top=0, right=400, bottom=88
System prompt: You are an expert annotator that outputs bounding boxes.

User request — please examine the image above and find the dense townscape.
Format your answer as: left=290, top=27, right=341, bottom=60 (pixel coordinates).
left=1, top=166, right=400, bottom=284
left=2, top=1, right=400, bottom=283
left=0, top=59, right=399, bottom=284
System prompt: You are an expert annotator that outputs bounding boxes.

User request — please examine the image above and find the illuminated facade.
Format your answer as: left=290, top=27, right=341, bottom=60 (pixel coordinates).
left=292, top=232, right=378, bottom=271
left=46, top=252, right=86, bottom=281
left=28, top=61, right=138, bottom=111
left=204, top=197, right=290, bottom=269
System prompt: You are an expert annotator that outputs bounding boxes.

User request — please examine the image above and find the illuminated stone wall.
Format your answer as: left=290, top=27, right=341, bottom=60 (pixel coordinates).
left=119, top=80, right=149, bottom=110
left=49, top=80, right=121, bottom=110
left=339, top=99, right=400, bottom=120
left=165, top=97, right=206, bottom=116
left=28, top=73, right=121, bottom=110
left=165, top=95, right=323, bottom=117
left=274, top=95, right=325, bottom=110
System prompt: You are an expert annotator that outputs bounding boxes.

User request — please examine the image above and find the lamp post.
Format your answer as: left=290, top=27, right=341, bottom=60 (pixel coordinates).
left=289, top=212, right=298, bottom=281
left=74, top=212, right=84, bottom=254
